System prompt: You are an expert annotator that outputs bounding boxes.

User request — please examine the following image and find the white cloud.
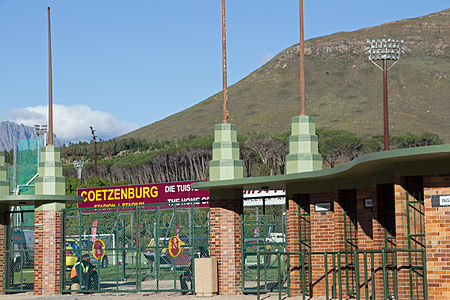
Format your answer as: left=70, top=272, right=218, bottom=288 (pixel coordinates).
left=8, top=104, right=138, bottom=142
left=261, top=53, right=274, bottom=64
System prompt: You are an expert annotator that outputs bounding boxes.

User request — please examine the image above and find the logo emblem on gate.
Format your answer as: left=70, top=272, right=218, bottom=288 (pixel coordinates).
left=92, top=239, right=106, bottom=260
left=168, top=236, right=182, bottom=257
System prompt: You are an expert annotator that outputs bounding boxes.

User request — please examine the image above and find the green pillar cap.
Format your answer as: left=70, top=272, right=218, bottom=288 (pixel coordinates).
left=35, top=146, right=66, bottom=196
left=286, top=115, right=322, bottom=174
left=210, top=123, right=243, bottom=181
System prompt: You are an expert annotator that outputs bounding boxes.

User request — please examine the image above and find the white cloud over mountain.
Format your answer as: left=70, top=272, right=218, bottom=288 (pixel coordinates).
left=6, top=104, right=137, bottom=142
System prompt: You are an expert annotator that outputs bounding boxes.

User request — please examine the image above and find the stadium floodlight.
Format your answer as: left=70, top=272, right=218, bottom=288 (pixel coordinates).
left=73, top=160, right=84, bottom=179
left=34, top=124, right=48, bottom=137
left=90, top=126, right=97, bottom=176
left=365, top=38, right=405, bottom=151
left=34, top=124, right=48, bottom=146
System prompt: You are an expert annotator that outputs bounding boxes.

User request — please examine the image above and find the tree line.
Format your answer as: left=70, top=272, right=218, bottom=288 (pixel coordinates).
left=62, top=130, right=443, bottom=187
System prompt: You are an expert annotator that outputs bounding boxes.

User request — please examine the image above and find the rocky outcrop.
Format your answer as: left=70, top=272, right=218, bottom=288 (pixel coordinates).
left=0, top=121, right=61, bottom=151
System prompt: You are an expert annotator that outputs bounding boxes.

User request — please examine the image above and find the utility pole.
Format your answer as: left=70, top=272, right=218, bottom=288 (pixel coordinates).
left=366, top=39, right=404, bottom=150
left=90, top=126, right=97, bottom=176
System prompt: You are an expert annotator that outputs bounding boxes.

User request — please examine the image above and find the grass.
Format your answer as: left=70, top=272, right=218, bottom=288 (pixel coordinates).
left=121, top=9, right=450, bottom=143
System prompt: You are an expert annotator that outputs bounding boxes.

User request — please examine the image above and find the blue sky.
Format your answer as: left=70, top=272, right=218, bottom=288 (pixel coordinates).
left=0, top=1, right=448, bottom=142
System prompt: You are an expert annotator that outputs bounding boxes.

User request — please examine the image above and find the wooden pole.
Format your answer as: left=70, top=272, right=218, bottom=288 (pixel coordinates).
left=47, top=7, right=53, bottom=145
left=299, top=0, right=306, bottom=115
left=222, top=0, right=228, bottom=123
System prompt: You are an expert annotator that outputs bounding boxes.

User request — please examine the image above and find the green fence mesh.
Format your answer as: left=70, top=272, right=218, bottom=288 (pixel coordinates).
left=61, top=201, right=210, bottom=294
left=16, top=137, right=43, bottom=195
left=242, top=200, right=286, bottom=293
left=4, top=210, right=35, bottom=293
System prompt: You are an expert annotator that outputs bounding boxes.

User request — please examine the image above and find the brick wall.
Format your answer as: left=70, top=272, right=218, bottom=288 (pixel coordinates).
left=423, top=174, right=450, bottom=300
left=0, top=210, right=9, bottom=294
left=34, top=209, right=62, bottom=295
left=209, top=190, right=243, bottom=295
left=356, top=187, right=376, bottom=250
left=286, top=194, right=300, bottom=295
left=310, top=191, right=341, bottom=296
left=394, top=176, right=426, bottom=299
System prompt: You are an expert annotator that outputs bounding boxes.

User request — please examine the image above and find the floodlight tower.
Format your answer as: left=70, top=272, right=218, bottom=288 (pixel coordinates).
left=34, top=124, right=48, bottom=145
left=366, top=39, right=404, bottom=150
left=90, top=126, right=97, bottom=176
left=73, top=160, right=84, bottom=179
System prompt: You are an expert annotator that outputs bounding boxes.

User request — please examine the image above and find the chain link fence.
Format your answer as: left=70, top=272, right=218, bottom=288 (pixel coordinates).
left=61, top=200, right=209, bottom=293
left=4, top=210, right=35, bottom=293
left=242, top=198, right=286, bottom=293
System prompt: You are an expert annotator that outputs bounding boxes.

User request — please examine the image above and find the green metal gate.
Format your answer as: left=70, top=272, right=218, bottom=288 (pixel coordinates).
left=61, top=200, right=209, bottom=293
left=406, top=191, right=427, bottom=300
left=241, top=196, right=286, bottom=293
left=4, top=209, right=35, bottom=293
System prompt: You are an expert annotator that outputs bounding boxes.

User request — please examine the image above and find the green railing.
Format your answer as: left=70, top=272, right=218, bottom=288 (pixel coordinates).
left=256, top=248, right=427, bottom=300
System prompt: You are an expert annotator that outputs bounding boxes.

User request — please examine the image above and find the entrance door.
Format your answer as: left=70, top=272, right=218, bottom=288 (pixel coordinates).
left=139, top=202, right=210, bottom=293
left=242, top=197, right=286, bottom=293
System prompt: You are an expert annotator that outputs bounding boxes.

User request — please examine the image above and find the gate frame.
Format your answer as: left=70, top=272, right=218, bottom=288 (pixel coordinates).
left=60, top=200, right=210, bottom=294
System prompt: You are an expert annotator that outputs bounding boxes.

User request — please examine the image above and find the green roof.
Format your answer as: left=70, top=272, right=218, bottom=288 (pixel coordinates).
left=193, top=144, right=450, bottom=194
left=0, top=195, right=83, bottom=206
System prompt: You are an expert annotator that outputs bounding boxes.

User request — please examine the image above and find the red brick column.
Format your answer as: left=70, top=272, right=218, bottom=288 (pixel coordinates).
left=0, top=208, right=10, bottom=294
left=286, top=194, right=309, bottom=296
left=423, top=174, right=450, bottom=300
left=356, top=187, right=376, bottom=250
left=373, top=184, right=395, bottom=299
left=309, top=191, right=341, bottom=296
left=356, top=186, right=378, bottom=299
left=34, top=208, right=62, bottom=295
left=393, top=177, right=411, bottom=299
left=209, top=189, right=242, bottom=295
left=394, top=176, right=425, bottom=299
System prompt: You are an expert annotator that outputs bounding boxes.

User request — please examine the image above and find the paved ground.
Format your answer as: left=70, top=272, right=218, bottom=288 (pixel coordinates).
left=0, top=292, right=314, bottom=300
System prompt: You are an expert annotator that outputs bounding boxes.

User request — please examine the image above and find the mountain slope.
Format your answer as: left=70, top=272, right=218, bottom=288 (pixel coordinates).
left=0, top=121, right=61, bottom=151
left=123, top=9, right=450, bottom=142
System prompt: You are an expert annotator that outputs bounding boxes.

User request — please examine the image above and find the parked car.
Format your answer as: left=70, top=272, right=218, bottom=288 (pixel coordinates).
left=65, top=239, right=80, bottom=270
left=65, top=239, right=109, bottom=269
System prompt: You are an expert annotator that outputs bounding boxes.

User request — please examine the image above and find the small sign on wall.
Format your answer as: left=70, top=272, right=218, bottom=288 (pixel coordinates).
left=431, top=194, right=450, bottom=208
left=364, top=198, right=373, bottom=208
left=314, top=202, right=332, bottom=212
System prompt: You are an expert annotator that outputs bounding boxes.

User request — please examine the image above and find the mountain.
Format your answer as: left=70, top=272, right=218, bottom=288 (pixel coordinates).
left=122, top=9, right=450, bottom=143
left=0, top=121, right=61, bottom=151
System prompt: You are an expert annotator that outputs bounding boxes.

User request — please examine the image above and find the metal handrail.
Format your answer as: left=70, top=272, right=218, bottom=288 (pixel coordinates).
left=256, top=248, right=427, bottom=300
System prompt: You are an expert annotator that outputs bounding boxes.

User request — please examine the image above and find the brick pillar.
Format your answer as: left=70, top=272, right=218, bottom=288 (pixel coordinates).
left=285, top=194, right=304, bottom=296
left=0, top=151, right=9, bottom=294
left=0, top=207, right=10, bottom=294
left=423, top=174, right=450, bottom=300
left=209, top=188, right=242, bottom=295
left=309, top=191, right=341, bottom=296
left=372, top=184, right=395, bottom=299
left=356, top=187, right=378, bottom=298
left=394, top=176, right=425, bottom=299
left=356, top=186, right=376, bottom=250
left=393, top=177, right=410, bottom=299
left=34, top=203, right=64, bottom=295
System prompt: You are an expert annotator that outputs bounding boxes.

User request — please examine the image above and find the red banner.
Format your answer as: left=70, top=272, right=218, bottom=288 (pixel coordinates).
left=77, top=180, right=209, bottom=209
